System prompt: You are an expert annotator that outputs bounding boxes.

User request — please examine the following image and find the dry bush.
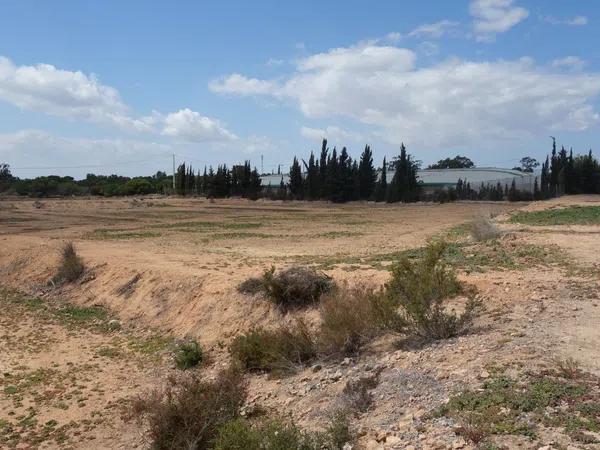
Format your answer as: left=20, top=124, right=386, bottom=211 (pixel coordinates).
left=53, top=242, right=85, bottom=284
left=261, top=266, right=334, bottom=310
left=470, top=215, right=502, bottom=241
left=386, top=240, right=480, bottom=341
left=128, top=366, right=246, bottom=450
left=552, top=357, right=582, bottom=380
left=318, top=285, right=402, bottom=357
left=236, top=276, right=264, bottom=295
left=342, top=371, right=381, bottom=413
left=229, top=319, right=316, bottom=374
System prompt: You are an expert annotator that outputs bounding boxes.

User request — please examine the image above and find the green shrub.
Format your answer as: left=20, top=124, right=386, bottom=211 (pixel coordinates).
left=53, top=242, right=85, bottom=284
left=128, top=366, right=246, bottom=450
left=174, top=339, right=203, bottom=370
left=386, top=240, right=479, bottom=340
left=229, top=320, right=316, bottom=374
left=214, top=413, right=353, bottom=450
left=318, top=285, right=402, bottom=357
left=261, top=266, right=334, bottom=310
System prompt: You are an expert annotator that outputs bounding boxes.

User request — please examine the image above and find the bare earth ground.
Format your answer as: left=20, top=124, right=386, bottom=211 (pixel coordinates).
left=1, top=195, right=599, bottom=449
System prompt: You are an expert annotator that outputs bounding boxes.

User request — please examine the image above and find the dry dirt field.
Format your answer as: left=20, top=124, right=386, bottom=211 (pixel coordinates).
left=1, top=195, right=599, bottom=449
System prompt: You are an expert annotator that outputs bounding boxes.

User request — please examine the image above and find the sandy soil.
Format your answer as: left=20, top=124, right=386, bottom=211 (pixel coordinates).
left=1, top=195, right=599, bottom=449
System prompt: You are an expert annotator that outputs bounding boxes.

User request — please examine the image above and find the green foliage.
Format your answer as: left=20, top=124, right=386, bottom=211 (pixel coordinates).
left=229, top=321, right=316, bottom=374
left=53, top=242, right=85, bottom=284
left=214, top=414, right=353, bottom=450
left=128, top=367, right=246, bottom=450
left=318, top=285, right=402, bottom=356
left=428, top=155, right=475, bottom=169
left=173, top=339, right=203, bottom=370
left=261, top=266, right=333, bottom=311
left=386, top=241, right=479, bottom=340
left=509, top=206, right=600, bottom=226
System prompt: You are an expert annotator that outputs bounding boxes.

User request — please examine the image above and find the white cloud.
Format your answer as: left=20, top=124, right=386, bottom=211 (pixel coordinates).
left=543, top=15, right=588, bottom=26
left=211, top=43, right=600, bottom=148
left=552, top=56, right=586, bottom=71
left=209, top=73, right=281, bottom=96
left=0, top=56, right=237, bottom=142
left=300, top=125, right=364, bottom=143
left=0, top=56, right=152, bottom=132
left=162, top=108, right=237, bottom=142
left=470, top=0, right=529, bottom=41
left=266, top=58, right=285, bottom=67
left=385, top=32, right=402, bottom=43
left=408, top=20, right=460, bottom=38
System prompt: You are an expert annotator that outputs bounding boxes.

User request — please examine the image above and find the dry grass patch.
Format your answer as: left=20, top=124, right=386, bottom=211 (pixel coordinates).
left=470, top=215, right=502, bottom=241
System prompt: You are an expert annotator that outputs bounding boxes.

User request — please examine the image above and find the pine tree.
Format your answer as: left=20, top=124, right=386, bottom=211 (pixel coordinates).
left=388, top=143, right=420, bottom=203
left=305, top=152, right=319, bottom=200
left=318, top=139, right=328, bottom=199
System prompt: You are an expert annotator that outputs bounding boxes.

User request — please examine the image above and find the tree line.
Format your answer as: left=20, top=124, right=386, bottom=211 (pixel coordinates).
left=1, top=137, right=599, bottom=201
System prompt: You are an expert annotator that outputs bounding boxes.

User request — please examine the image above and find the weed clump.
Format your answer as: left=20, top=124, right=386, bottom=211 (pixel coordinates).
left=470, top=215, right=502, bottom=241
left=261, top=266, right=334, bottom=310
left=53, top=242, right=85, bottom=284
left=318, top=285, right=402, bottom=357
left=129, top=366, right=246, bottom=450
left=229, top=320, right=316, bottom=374
left=386, top=240, right=480, bottom=340
left=173, top=339, right=203, bottom=370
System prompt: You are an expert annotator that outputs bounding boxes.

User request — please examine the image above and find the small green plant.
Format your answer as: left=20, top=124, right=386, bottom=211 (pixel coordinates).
left=509, top=206, right=600, bottom=226
left=53, top=242, right=85, bottom=284
left=128, top=366, right=246, bottom=450
left=229, top=320, right=316, bottom=374
left=386, top=240, right=480, bottom=340
left=261, top=266, right=334, bottom=310
left=173, top=339, right=203, bottom=370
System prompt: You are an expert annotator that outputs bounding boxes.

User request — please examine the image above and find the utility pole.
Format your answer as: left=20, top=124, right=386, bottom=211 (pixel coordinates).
left=261, top=154, right=264, bottom=174
left=172, top=154, right=176, bottom=191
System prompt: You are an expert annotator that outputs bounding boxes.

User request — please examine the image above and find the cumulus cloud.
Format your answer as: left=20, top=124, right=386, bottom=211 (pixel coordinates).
left=470, top=0, right=529, bottom=41
left=552, top=56, right=586, bottom=71
left=162, top=108, right=237, bottom=142
left=408, top=20, right=460, bottom=38
left=0, top=56, right=153, bottom=132
left=0, top=56, right=237, bottom=142
left=211, top=43, right=600, bottom=148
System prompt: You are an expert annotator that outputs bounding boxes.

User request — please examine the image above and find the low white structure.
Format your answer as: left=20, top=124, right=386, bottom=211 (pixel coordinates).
left=261, top=167, right=537, bottom=193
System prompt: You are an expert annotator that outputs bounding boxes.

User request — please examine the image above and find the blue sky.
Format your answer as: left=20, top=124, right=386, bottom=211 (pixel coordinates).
left=1, top=0, right=599, bottom=178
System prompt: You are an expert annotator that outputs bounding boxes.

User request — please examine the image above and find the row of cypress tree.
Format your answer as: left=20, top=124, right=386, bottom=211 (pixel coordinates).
left=175, top=161, right=262, bottom=199
left=287, top=140, right=420, bottom=203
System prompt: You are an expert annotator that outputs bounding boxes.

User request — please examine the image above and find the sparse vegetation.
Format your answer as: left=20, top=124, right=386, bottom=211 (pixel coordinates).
left=214, top=413, right=353, bottom=450
left=318, top=285, right=401, bottom=356
left=509, top=206, right=600, bottom=226
left=52, top=242, right=85, bottom=284
left=229, top=320, right=316, bottom=374
left=386, top=240, right=480, bottom=340
left=439, top=367, right=600, bottom=444
left=173, top=339, right=204, bottom=370
left=129, top=367, right=246, bottom=450
left=342, top=371, right=381, bottom=413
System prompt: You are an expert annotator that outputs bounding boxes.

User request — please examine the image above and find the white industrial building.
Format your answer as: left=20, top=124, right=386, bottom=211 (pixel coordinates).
left=261, top=167, right=537, bottom=193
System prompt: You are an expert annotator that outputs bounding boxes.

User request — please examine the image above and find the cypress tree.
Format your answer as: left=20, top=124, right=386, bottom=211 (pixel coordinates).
left=289, top=157, right=304, bottom=200
left=358, top=144, right=377, bottom=200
